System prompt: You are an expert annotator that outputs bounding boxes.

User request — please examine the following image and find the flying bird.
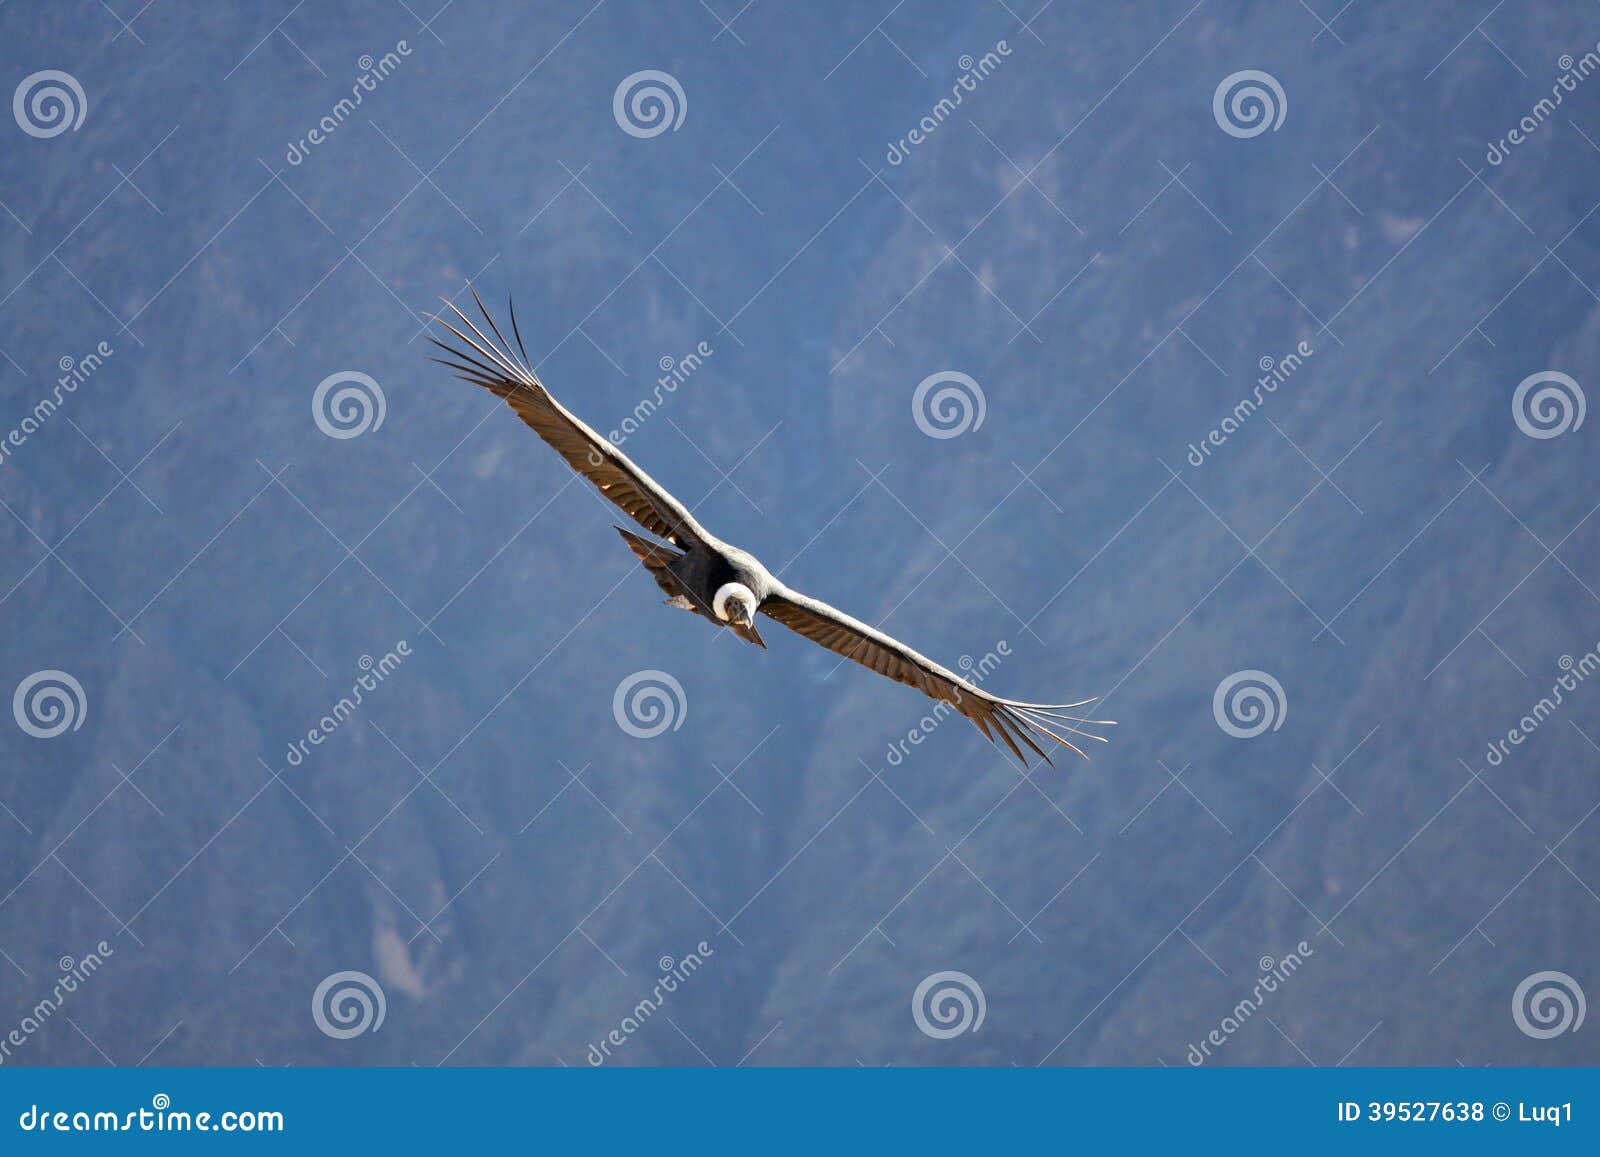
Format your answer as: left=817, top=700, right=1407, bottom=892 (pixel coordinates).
left=431, top=293, right=1112, bottom=765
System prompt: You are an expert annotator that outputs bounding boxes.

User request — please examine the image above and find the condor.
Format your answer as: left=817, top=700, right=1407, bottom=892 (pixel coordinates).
left=432, top=292, right=1111, bottom=765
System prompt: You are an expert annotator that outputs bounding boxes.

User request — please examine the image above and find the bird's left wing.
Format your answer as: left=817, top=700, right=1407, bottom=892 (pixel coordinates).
left=431, top=291, right=712, bottom=550
left=760, top=585, right=1111, bottom=764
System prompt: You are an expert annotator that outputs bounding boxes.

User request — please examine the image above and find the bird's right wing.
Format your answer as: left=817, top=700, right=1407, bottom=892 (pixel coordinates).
left=760, top=585, right=1111, bottom=764
left=431, top=291, right=712, bottom=550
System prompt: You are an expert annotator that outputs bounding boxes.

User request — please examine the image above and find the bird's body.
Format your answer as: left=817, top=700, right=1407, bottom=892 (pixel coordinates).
left=432, top=292, right=1113, bottom=765
left=614, top=525, right=772, bottom=647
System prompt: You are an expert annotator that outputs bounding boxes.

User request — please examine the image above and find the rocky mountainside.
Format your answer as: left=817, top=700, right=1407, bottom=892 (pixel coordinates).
left=0, top=0, right=1596, bottom=1065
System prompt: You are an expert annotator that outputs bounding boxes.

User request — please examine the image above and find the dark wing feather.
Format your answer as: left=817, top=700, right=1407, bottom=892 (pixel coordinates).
left=761, top=586, right=1112, bottom=764
left=614, top=525, right=686, bottom=595
left=431, top=291, right=710, bottom=549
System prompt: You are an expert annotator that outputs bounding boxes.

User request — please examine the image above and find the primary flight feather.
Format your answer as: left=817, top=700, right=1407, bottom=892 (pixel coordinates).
left=431, top=291, right=1112, bottom=765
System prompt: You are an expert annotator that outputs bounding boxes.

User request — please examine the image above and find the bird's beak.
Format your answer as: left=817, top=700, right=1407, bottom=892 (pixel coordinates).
left=735, top=602, right=756, bottom=628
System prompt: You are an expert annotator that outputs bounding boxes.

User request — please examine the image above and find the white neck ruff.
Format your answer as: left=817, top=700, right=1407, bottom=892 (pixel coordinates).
left=713, top=582, right=753, bottom=622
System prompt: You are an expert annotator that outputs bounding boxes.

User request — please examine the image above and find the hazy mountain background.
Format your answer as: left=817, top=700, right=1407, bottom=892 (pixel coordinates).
left=1, top=0, right=1597, bottom=1066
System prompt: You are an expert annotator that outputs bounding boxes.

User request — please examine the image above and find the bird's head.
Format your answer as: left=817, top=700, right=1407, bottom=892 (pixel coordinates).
left=713, top=582, right=757, bottom=629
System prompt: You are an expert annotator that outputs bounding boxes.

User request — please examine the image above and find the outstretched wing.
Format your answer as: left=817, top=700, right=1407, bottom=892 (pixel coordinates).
left=760, top=586, right=1112, bottom=765
left=431, top=291, right=712, bottom=550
